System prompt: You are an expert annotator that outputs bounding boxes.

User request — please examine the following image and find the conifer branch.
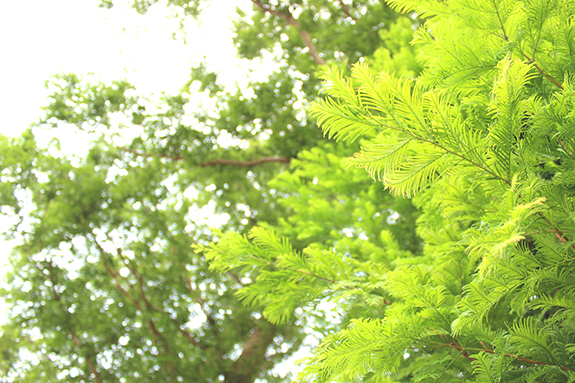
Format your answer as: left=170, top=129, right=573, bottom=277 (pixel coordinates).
left=489, top=28, right=562, bottom=90
left=440, top=342, right=572, bottom=371
left=374, top=118, right=511, bottom=185
left=535, top=212, right=575, bottom=251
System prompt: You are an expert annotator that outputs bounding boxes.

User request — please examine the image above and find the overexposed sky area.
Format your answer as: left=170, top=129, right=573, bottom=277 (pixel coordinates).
left=0, top=0, right=259, bottom=138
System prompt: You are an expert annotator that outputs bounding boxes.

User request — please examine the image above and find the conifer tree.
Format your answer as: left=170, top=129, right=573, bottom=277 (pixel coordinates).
left=205, top=0, right=575, bottom=381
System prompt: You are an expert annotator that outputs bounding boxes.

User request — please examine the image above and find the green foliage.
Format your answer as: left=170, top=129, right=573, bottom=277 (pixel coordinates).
left=202, top=0, right=575, bottom=381
left=0, top=1, right=423, bottom=382
left=6, top=0, right=575, bottom=381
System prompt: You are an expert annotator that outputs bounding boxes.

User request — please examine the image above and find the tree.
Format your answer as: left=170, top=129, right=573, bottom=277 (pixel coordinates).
left=205, top=0, right=575, bottom=381
left=0, top=1, right=418, bottom=382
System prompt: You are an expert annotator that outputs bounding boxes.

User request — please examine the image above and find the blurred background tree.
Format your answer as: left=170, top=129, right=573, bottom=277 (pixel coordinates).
left=0, top=1, right=420, bottom=381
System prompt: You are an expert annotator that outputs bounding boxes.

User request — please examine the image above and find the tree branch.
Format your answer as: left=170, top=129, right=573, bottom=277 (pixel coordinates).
left=108, top=241, right=206, bottom=350
left=92, top=237, right=177, bottom=379
left=118, top=147, right=291, bottom=167
left=251, top=0, right=327, bottom=65
left=441, top=342, right=571, bottom=371
left=94, top=240, right=142, bottom=311
left=119, top=147, right=185, bottom=161
left=336, top=0, right=357, bottom=21
left=185, top=277, right=216, bottom=326
left=200, top=157, right=291, bottom=167
left=523, top=53, right=563, bottom=90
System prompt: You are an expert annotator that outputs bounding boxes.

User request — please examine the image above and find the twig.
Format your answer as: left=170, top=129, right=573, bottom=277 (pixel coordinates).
left=119, top=147, right=185, bottom=161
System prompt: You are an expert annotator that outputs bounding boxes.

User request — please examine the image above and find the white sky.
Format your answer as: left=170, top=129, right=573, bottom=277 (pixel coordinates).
left=0, top=0, right=262, bottom=138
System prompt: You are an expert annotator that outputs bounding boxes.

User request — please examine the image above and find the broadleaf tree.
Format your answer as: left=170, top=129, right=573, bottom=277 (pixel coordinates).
left=0, top=1, right=419, bottom=382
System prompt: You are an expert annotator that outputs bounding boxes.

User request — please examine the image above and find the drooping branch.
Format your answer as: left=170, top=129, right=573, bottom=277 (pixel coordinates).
left=251, top=0, right=327, bottom=65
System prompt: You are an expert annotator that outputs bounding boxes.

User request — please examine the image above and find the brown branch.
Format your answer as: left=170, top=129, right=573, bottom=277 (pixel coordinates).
left=114, top=243, right=206, bottom=353
left=92, top=238, right=177, bottom=379
left=448, top=341, right=474, bottom=361
left=94, top=241, right=142, bottom=311
left=251, top=0, right=327, bottom=65
left=115, top=247, right=161, bottom=312
left=523, top=53, right=563, bottom=90
left=227, top=271, right=246, bottom=287
left=337, top=0, right=357, bottom=21
left=98, top=237, right=206, bottom=354
left=117, top=250, right=205, bottom=351
left=146, top=320, right=178, bottom=379
left=535, top=211, right=575, bottom=251
left=185, top=277, right=217, bottom=327
left=70, top=331, right=103, bottom=383
left=200, top=157, right=291, bottom=167
left=119, top=147, right=291, bottom=168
